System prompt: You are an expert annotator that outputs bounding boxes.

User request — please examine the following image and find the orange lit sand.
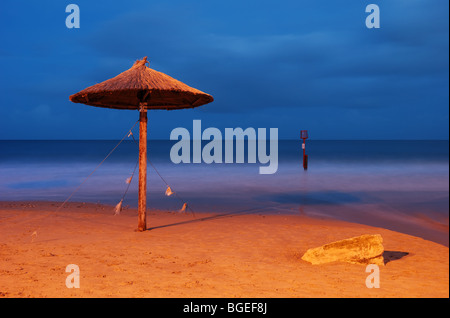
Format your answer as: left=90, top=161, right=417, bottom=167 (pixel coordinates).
left=0, top=201, right=448, bottom=298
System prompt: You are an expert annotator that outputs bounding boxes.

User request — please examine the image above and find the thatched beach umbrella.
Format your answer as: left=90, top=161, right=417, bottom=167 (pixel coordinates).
left=70, top=57, right=213, bottom=231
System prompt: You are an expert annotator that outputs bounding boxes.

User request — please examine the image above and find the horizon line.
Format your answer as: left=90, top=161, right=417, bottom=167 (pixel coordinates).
left=0, top=139, right=448, bottom=142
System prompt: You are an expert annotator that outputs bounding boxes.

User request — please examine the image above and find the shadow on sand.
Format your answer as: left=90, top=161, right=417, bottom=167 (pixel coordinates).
left=147, top=206, right=269, bottom=231
left=383, top=251, right=409, bottom=265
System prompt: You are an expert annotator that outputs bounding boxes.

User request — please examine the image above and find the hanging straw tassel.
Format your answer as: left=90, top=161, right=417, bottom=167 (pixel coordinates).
left=179, top=203, right=187, bottom=213
left=114, top=199, right=123, bottom=215
left=165, top=186, right=174, bottom=196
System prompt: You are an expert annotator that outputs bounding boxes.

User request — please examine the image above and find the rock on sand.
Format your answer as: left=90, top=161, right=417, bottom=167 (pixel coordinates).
left=301, top=234, right=384, bottom=266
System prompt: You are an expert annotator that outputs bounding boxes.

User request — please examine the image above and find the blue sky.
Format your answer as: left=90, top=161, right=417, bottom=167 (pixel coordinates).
left=0, top=0, right=448, bottom=140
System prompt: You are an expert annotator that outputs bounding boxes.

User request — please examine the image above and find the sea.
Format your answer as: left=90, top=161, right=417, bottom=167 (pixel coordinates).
left=0, top=140, right=448, bottom=245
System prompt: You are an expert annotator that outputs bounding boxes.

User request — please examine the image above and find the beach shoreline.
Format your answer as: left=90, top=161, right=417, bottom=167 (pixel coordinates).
left=0, top=201, right=448, bottom=298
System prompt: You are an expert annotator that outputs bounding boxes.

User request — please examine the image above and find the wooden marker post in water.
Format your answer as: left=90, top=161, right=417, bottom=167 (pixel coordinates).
left=69, top=57, right=213, bottom=232
left=301, top=130, right=308, bottom=170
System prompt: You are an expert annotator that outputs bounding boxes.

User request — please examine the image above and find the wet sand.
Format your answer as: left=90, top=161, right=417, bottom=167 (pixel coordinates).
left=0, top=201, right=448, bottom=298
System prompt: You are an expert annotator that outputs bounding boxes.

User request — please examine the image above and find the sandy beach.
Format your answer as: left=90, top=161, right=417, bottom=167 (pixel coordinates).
left=0, top=201, right=448, bottom=298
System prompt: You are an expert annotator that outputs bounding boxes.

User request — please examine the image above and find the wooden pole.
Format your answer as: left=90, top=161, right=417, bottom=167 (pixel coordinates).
left=138, top=109, right=147, bottom=231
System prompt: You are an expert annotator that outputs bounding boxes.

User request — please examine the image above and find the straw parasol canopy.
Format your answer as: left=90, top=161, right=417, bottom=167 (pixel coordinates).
left=69, top=56, right=213, bottom=110
left=69, top=57, right=214, bottom=232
